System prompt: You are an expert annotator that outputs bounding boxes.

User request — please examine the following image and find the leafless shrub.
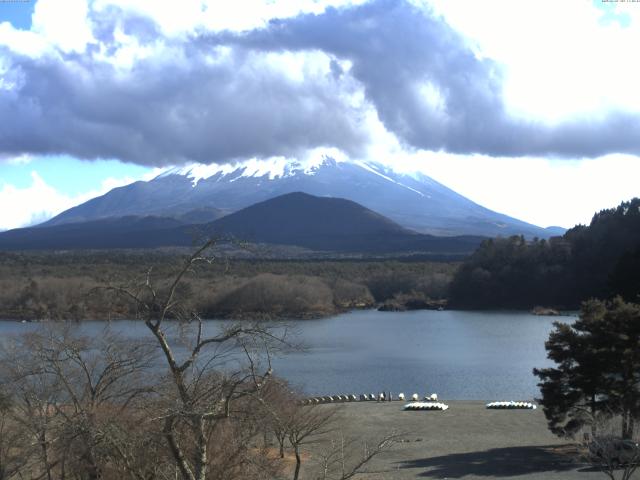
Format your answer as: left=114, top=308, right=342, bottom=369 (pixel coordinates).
left=0, top=325, right=158, bottom=479
left=0, top=391, right=31, bottom=479
left=580, top=414, right=640, bottom=480
left=310, top=431, right=402, bottom=480
left=212, top=273, right=335, bottom=318
left=286, top=404, right=339, bottom=480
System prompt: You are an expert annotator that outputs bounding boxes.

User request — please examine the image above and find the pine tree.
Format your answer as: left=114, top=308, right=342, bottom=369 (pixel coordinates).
left=534, top=298, right=640, bottom=438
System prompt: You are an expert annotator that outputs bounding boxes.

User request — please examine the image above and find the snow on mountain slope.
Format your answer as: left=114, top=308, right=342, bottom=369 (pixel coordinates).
left=158, top=154, right=336, bottom=185
left=43, top=157, right=558, bottom=238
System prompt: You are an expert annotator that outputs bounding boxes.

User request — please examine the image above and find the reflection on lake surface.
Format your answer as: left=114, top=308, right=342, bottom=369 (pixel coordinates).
left=0, top=309, right=574, bottom=400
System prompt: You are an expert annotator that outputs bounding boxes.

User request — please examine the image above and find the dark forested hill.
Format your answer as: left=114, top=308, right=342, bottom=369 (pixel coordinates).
left=205, top=192, right=482, bottom=253
left=0, top=192, right=484, bottom=255
left=0, top=216, right=189, bottom=250
left=449, top=198, right=640, bottom=309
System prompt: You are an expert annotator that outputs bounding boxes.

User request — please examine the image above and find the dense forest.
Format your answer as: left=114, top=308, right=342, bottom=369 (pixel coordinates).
left=450, top=198, right=640, bottom=309
left=0, top=252, right=456, bottom=321
left=3, top=198, right=638, bottom=319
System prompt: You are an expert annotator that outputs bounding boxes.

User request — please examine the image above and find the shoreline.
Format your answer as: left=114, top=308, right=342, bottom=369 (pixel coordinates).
left=0, top=306, right=580, bottom=323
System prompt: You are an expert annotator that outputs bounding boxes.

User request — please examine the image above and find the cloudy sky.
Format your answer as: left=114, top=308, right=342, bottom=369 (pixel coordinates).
left=0, top=0, right=639, bottom=231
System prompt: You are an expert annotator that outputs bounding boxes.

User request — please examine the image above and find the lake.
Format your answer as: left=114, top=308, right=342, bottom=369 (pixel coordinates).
left=0, top=309, right=574, bottom=400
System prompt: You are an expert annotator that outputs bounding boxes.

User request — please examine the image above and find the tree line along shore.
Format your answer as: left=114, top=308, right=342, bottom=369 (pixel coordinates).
left=0, top=253, right=456, bottom=321
left=0, top=197, right=638, bottom=322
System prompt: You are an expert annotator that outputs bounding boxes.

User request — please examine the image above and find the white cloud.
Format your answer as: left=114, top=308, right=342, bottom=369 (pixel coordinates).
left=93, top=0, right=369, bottom=36
left=140, top=166, right=169, bottom=182
left=0, top=0, right=94, bottom=57
left=385, top=151, right=640, bottom=229
left=356, top=105, right=639, bottom=228
left=0, top=171, right=135, bottom=230
left=426, top=0, right=640, bottom=122
left=31, top=0, right=94, bottom=53
left=93, top=23, right=161, bottom=70
left=0, top=22, right=51, bottom=57
left=5, top=154, right=32, bottom=165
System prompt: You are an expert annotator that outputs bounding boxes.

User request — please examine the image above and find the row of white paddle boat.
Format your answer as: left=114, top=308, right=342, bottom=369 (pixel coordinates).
left=403, top=402, right=449, bottom=411
left=402, top=400, right=538, bottom=411
left=486, top=401, right=537, bottom=409
left=302, top=393, right=439, bottom=405
left=302, top=395, right=537, bottom=412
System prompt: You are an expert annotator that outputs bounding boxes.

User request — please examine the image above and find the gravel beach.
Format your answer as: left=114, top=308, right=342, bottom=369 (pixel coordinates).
left=300, top=400, right=611, bottom=480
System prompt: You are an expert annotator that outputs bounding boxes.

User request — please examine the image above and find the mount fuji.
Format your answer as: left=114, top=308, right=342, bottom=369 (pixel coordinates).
left=43, top=158, right=560, bottom=238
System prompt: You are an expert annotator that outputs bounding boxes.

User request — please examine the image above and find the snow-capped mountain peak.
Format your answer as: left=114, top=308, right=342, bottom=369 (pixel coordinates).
left=352, top=160, right=428, bottom=198
left=45, top=155, right=559, bottom=238
left=158, top=153, right=348, bottom=186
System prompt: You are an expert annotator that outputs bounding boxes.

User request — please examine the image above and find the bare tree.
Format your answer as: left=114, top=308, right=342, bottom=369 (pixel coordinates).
left=311, top=432, right=401, bottom=480
left=35, top=328, right=156, bottom=479
left=258, top=378, right=298, bottom=459
left=285, top=404, right=339, bottom=480
left=0, top=391, right=30, bottom=480
left=0, top=325, right=159, bottom=480
left=0, top=332, right=66, bottom=480
left=102, top=240, right=289, bottom=480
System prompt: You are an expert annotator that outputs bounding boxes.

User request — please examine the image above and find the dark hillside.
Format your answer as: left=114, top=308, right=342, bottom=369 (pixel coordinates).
left=209, top=191, right=408, bottom=239
left=0, top=216, right=187, bottom=250
left=0, top=192, right=484, bottom=254
left=204, top=192, right=483, bottom=253
left=450, top=198, right=640, bottom=309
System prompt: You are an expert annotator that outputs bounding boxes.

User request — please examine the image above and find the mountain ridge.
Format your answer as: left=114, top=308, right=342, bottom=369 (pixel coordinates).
left=0, top=192, right=484, bottom=254
left=42, top=158, right=561, bottom=238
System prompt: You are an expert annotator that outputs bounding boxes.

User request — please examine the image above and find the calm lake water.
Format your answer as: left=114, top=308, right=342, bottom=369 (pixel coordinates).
left=0, top=310, right=575, bottom=400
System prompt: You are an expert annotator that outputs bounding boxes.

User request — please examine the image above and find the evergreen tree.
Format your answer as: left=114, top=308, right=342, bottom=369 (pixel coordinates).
left=451, top=197, right=640, bottom=309
left=534, top=298, right=640, bottom=439
left=534, top=317, right=608, bottom=437
left=610, top=247, right=640, bottom=303
left=588, top=297, right=640, bottom=439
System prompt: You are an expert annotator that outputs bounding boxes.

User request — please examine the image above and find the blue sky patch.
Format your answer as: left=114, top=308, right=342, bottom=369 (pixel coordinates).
left=594, top=0, right=632, bottom=27
left=0, top=1, right=35, bottom=30
left=0, top=155, right=153, bottom=195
